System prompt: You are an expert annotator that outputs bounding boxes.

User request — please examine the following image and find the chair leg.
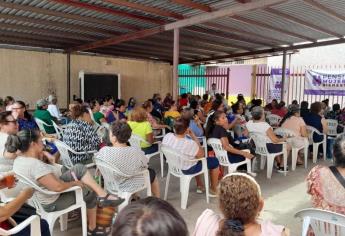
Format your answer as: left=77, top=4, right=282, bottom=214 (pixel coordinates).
left=283, top=148, right=287, bottom=176
left=203, top=171, right=209, bottom=204
left=266, top=155, right=274, bottom=179
left=291, top=148, right=298, bottom=171
left=180, top=177, right=191, bottom=210
left=323, top=140, right=327, bottom=161
left=81, top=204, right=87, bottom=236
left=46, top=215, right=58, bottom=236
left=304, top=145, right=308, bottom=169
left=312, top=144, right=318, bottom=163
left=164, top=172, right=171, bottom=200
left=59, top=213, right=68, bottom=231
left=246, top=159, right=252, bottom=174
left=160, top=152, right=164, bottom=178
left=260, top=155, right=266, bottom=170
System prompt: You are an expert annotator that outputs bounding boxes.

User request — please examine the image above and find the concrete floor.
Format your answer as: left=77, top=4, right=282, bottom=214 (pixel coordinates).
left=55, top=157, right=331, bottom=236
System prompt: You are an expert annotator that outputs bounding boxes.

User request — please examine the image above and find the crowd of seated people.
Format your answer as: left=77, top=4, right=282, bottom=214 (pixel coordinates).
left=1, top=91, right=345, bottom=236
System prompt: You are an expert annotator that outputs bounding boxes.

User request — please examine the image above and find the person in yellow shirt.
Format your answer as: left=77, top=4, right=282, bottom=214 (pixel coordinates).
left=128, top=107, right=158, bottom=154
left=164, top=101, right=181, bottom=119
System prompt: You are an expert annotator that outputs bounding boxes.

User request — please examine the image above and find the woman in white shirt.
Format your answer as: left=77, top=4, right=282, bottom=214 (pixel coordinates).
left=8, top=129, right=124, bottom=235
left=97, top=121, right=160, bottom=197
left=246, top=106, right=288, bottom=172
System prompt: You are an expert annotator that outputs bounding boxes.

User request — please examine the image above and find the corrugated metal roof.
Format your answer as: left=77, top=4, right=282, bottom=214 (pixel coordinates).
left=0, top=0, right=344, bottom=64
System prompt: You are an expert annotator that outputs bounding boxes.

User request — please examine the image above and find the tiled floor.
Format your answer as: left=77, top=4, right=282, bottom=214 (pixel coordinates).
left=56, top=157, right=329, bottom=236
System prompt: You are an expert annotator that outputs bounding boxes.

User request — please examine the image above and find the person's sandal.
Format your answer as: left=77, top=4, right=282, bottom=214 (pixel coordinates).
left=97, top=193, right=125, bottom=208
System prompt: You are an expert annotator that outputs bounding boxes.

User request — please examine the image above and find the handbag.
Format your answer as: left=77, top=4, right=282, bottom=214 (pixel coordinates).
left=96, top=206, right=116, bottom=235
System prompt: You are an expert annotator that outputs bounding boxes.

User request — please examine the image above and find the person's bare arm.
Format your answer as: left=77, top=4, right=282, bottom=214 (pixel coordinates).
left=38, top=174, right=82, bottom=192
left=300, top=125, right=308, bottom=137
left=266, top=128, right=286, bottom=143
left=187, top=129, right=204, bottom=158
left=321, top=118, right=329, bottom=134
left=0, top=188, right=34, bottom=223
left=146, top=133, right=154, bottom=144
left=220, top=137, right=253, bottom=159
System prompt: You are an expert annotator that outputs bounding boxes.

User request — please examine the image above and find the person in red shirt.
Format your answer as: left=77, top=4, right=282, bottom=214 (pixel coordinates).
left=179, top=93, right=189, bottom=107
left=271, top=101, right=288, bottom=118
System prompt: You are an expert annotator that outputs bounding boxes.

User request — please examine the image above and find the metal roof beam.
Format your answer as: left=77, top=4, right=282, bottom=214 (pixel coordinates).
left=264, top=7, right=343, bottom=38
left=0, top=0, right=138, bottom=31
left=170, top=0, right=212, bottom=12
left=69, top=0, right=286, bottom=52
left=50, top=0, right=164, bottom=25
left=303, top=0, right=345, bottom=23
left=182, top=38, right=345, bottom=64
left=103, top=0, right=184, bottom=19
left=164, top=0, right=287, bottom=30
left=231, top=16, right=316, bottom=42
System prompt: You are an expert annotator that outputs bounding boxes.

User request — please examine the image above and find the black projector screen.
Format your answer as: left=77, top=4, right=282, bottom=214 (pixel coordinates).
left=83, top=73, right=119, bottom=101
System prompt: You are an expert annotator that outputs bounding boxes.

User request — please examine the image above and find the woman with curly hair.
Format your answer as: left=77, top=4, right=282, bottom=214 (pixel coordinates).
left=193, top=173, right=289, bottom=236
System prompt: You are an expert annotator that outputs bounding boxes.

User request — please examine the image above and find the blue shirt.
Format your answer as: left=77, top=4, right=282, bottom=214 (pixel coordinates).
left=18, top=118, right=39, bottom=131
left=189, top=120, right=203, bottom=137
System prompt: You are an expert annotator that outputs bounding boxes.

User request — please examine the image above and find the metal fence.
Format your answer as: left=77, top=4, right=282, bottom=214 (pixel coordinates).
left=255, top=65, right=345, bottom=107
left=178, top=67, right=230, bottom=98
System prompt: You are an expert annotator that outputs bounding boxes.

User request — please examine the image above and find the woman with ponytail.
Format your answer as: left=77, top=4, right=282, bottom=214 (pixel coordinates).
left=193, top=173, right=289, bottom=236
left=9, top=129, right=124, bottom=235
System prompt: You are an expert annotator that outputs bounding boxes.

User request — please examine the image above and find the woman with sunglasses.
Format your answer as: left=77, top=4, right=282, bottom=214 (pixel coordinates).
left=11, top=101, right=38, bottom=131
left=0, top=111, right=19, bottom=172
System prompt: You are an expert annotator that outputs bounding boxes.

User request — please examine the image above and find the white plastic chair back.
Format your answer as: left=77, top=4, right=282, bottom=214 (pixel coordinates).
left=161, top=145, right=209, bottom=209
left=161, top=145, right=187, bottom=177
left=327, top=119, right=339, bottom=136
left=94, top=156, right=151, bottom=211
left=295, top=208, right=345, bottom=236
left=54, top=140, right=75, bottom=169
left=207, top=138, right=229, bottom=166
left=267, top=114, right=282, bottom=126
left=52, top=121, right=64, bottom=140
left=306, top=126, right=323, bottom=144
left=34, top=118, right=53, bottom=134
left=249, top=132, right=270, bottom=156
left=0, top=215, right=41, bottom=236
left=129, top=134, right=147, bottom=149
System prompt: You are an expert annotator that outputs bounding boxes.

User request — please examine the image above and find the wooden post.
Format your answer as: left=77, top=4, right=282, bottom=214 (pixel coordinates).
left=281, top=51, right=287, bottom=101
left=251, top=65, right=257, bottom=100
left=226, top=68, right=230, bottom=99
left=67, top=53, right=71, bottom=108
left=173, top=28, right=180, bottom=100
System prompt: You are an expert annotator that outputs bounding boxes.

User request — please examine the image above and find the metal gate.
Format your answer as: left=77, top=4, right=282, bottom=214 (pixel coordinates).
left=178, top=67, right=230, bottom=98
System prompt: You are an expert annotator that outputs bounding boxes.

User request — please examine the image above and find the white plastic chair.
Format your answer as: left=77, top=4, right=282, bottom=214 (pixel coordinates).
left=161, top=145, right=209, bottom=210
left=249, top=132, right=287, bottom=179
left=54, top=139, right=97, bottom=169
left=306, top=126, right=327, bottom=163
left=35, top=118, right=55, bottom=135
left=153, top=127, right=166, bottom=139
left=15, top=173, right=87, bottom=236
left=295, top=208, right=345, bottom=236
left=52, top=121, right=64, bottom=140
left=129, top=134, right=164, bottom=177
left=266, top=114, right=282, bottom=127
left=94, top=156, right=151, bottom=211
left=0, top=215, right=41, bottom=236
left=274, top=127, right=308, bottom=170
left=207, top=138, right=254, bottom=175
